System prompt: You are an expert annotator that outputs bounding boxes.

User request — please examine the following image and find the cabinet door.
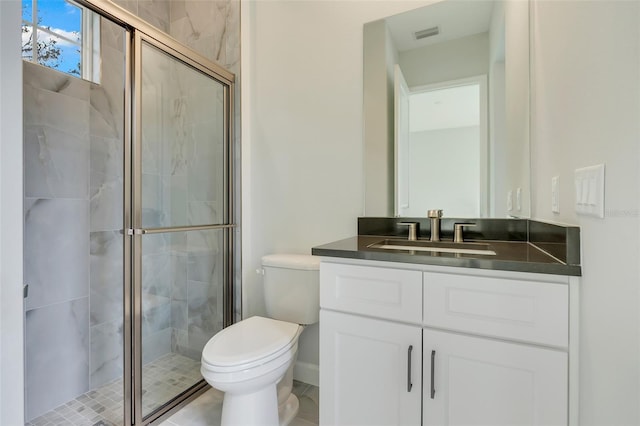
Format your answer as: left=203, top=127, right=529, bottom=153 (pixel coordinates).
left=423, top=329, right=567, bottom=426
left=320, top=310, right=422, bottom=426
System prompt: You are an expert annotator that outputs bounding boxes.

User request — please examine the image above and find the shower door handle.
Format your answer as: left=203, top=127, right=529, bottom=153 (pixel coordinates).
left=126, top=224, right=236, bottom=236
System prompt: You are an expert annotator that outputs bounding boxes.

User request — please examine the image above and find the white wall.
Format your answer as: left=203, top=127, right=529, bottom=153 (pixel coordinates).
left=407, top=126, right=480, bottom=217
left=242, top=0, right=432, bottom=384
left=399, top=32, right=489, bottom=87
left=489, top=63, right=507, bottom=216
left=363, top=19, right=396, bottom=217
left=530, top=1, right=640, bottom=424
left=0, top=1, right=25, bottom=424
left=504, top=0, right=530, bottom=217
left=488, top=0, right=506, bottom=217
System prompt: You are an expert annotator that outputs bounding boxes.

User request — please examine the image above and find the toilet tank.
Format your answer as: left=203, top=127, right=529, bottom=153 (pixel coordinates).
left=261, top=254, right=320, bottom=325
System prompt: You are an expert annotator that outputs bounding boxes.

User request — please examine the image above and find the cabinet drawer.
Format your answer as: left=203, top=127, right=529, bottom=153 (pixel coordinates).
left=320, top=262, right=422, bottom=323
left=424, top=272, right=568, bottom=347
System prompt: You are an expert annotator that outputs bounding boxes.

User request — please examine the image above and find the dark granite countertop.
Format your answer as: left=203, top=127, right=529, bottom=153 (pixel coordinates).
left=312, top=235, right=582, bottom=277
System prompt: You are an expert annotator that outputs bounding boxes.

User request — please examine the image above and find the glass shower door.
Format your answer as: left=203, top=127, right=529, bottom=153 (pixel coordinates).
left=132, top=34, right=234, bottom=423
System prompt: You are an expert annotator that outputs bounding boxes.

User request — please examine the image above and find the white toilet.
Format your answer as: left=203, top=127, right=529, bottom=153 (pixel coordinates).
left=201, top=254, right=320, bottom=426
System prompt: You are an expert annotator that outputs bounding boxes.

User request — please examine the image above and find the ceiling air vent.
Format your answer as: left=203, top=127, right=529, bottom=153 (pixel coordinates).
left=414, top=26, right=440, bottom=40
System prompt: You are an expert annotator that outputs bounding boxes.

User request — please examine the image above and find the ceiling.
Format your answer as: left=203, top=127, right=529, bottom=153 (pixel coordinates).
left=386, top=0, right=496, bottom=52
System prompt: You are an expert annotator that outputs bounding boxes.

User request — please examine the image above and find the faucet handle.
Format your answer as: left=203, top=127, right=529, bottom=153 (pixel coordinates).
left=427, top=209, right=443, bottom=218
left=453, top=223, right=476, bottom=243
left=398, top=222, right=419, bottom=241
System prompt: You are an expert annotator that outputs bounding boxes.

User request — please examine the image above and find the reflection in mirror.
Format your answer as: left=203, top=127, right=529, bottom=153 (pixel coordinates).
left=363, top=0, right=530, bottom=218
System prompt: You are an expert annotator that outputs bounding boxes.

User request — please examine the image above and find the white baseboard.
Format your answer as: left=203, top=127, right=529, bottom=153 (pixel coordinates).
left=293, top=360, right=319, bottom=387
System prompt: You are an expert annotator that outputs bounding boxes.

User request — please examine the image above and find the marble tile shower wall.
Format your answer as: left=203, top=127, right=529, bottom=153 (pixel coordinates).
left=110, top=0, right=242, bottom=322
left=89, top=19, right=127, bottom=395
left=111, top=0, right=240, bottom=73
left=140, top=48, right=225, bottom=364
left=109, top=0, right=240, bottom=362
left=23, top=15, right=126, bottom=420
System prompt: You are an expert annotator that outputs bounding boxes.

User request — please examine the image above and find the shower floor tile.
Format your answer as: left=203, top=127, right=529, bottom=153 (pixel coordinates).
left=26, top=353, right=201, bottom=426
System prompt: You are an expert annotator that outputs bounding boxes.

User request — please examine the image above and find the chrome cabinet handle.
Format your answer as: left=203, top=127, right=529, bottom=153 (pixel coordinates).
left=430, top=350, right=436, bottom=399
left=407, top=345, right=413, bottom=392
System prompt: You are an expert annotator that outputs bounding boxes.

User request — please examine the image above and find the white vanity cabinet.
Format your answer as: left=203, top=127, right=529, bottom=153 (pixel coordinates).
left=319, top=262, right=423, bottom=425
left=319, top=259, right=577, bottom=426
left=422, top=270, right=569, bottom=425
left=320, top=311, right=422, bottom=425
left=423, top=328, right=567, bottom=426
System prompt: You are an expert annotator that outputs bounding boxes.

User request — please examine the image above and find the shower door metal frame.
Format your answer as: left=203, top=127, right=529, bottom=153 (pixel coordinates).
left=129, top=30, right=235, bottom=425
left=73, top=1, right=236, bottom=425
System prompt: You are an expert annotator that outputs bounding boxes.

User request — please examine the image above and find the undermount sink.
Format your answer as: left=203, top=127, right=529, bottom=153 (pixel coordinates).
left=367, top=239, right=497, bottom=256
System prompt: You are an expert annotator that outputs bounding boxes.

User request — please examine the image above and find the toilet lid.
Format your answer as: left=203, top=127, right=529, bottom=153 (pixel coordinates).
left=202, top=316, right=300, bottom=368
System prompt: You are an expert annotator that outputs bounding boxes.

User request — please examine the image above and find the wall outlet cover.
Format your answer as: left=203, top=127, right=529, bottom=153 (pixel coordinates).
left=574, top=164, right=605, bottom=218
left=551, top=176, right=560, bottom=214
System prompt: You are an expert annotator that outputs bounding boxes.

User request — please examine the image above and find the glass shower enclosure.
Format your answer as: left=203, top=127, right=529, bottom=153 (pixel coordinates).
left=23, top=2, right=235, bottom=425
left=130, top=32, right=235, bottom=424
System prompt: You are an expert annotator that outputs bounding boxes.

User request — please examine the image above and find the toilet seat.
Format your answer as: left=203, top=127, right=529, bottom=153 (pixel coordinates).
left=202, top=316, right=301, bottom=374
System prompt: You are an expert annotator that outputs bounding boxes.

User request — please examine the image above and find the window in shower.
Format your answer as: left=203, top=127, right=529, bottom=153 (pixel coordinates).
left=21, top=0, right=101, bottom=82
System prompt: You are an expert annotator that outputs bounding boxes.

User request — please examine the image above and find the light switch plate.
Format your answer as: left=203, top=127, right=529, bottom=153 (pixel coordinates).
left=574, top=164, right=605, bottom=218
left=551, top=176, right=560, bottom=213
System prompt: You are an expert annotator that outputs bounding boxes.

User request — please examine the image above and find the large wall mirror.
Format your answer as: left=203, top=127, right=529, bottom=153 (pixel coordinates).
left=363, top=0, right=530, bottom=218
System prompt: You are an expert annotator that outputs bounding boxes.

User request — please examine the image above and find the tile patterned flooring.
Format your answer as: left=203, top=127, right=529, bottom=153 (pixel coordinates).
left=26, top=351, right=319, bottom=426
left=140, top=354, right=203, bottom=416
left=157, top=380, right=319, bottom=426
left=26, top=353, right=202, bottom=426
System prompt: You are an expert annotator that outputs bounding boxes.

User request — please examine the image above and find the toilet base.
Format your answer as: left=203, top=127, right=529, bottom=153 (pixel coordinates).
left=279, top=393, right=299, bottom=426
left=221, top=384, right=279, bottom=426
left=219, top=387, right=300, bottom=426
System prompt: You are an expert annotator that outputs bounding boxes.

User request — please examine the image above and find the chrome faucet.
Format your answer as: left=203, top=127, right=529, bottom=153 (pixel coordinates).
left=427, top=209, right=443, bottom=242
left=399, top=222, right=419, bottom=241
left=454, top=223, right=476, bottom=243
